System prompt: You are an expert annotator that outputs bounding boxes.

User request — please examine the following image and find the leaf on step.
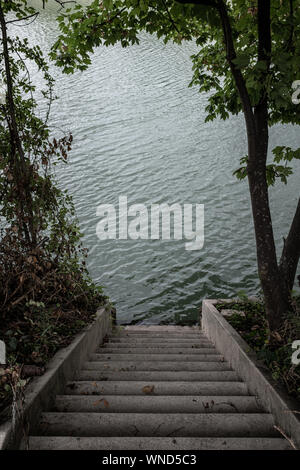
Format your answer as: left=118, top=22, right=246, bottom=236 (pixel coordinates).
left=93, top=398, right=109, bottom=407
left=93, top=399, right=103, bottom=406
left=142, top=385, right=155, bottom=395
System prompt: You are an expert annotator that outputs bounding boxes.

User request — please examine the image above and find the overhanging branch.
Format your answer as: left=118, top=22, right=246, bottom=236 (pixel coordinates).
left=216, top=0, right=256, bottom=142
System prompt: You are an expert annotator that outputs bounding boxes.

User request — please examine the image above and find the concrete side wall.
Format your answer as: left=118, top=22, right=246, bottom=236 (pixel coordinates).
left=0, top=304, right=112, bottom=450
left=202, top=299, right=300, bottom=449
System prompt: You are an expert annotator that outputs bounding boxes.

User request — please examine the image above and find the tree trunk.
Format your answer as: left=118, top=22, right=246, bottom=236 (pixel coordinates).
left=247, top=111, right=292, bottom=333
left=180, top=0, right=300, bottom=334
left=246, top=0, right=294, bottom=334
left=0, top=0, right=36, bottom=246
left=216, top=0, right=295, bottom=337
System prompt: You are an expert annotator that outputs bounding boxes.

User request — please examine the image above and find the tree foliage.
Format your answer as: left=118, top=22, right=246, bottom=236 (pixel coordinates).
left=50, top=0, right=300, bottom=187
left=0, top=0, right=106, bottom=415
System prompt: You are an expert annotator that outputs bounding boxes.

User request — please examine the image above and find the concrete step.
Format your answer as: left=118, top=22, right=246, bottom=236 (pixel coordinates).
left=117, top=327, right=200, bottom=333
left=65, top=381, right=248, bottom=396
left=97, top=347, right=218, bottom=355
left=103, top=342, right=214, bottom=349
left=83, top=360, right=232, bottom=371
left=90, top=353, right=224, bottom=362
left=54, top=395, right=263, bottom=413
left=107, top=337, right=212, bottom=344
left=38, top=412, right=278, bottom=437
left=28, top=436, right=291, bottom=450
left=77, top=370, right=239, bottom=382
left=111, top=333, right=204, bottom=340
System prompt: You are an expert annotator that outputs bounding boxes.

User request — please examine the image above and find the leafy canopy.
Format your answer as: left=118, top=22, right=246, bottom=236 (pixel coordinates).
left=49, top=0, right=300, bottom=184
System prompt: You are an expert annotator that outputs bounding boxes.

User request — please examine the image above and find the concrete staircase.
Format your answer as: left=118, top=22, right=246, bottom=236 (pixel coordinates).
left=28, top=326, right=291, bottom=450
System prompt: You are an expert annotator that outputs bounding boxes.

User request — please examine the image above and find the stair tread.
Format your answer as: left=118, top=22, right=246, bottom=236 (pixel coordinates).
left=64, top=380, right=248, bottom=396
left=77, top=370, right=239, bottom=381
left=103, top=342, right=214, bottom=348
left=90, top=354, right=224, bottom=361
left=117, top=326, right=200, bottom=332
left=84, top=360, right=231, bottom=371
left=111, top=334, right=205, bottom=339
left=107, top=337, right=212, bottom=342
left=38, top=412, right=278, bottom=437
left=54, top=394, right=263, bottom=413
left=28, top=436, right=292, bottom=450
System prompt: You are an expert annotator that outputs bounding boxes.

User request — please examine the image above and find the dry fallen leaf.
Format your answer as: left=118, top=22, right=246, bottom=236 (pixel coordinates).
left=142, top=385, right=155, bottom=395
left=93, top=399, right=103, bottom=406
left=93, top=398, right=109, bottom=407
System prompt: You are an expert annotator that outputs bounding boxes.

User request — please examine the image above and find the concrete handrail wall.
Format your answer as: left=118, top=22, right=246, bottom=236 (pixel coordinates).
left=202, top=299, right=300, bottom=449
left=0, top=303, right=113, bottom=450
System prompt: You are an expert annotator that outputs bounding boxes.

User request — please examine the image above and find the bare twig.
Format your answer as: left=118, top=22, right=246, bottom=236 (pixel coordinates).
left=273, top=425, right=297, bottom=450
left=161, top=0, right=181, bottom=34
left=53, top=0, right=77, bottom=12
left=6, top=12, right=39, bottom=26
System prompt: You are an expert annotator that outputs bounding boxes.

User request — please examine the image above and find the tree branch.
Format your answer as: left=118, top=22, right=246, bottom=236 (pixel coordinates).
left=0, top=0, right=34, bottom=245
left=0, top=2, right=25, bottom=165
left=162, top=0, right=181, bottom=34
left=286, top=0, right=295, bottom=52
left=253, top=0, right=271, bottom=119
left=6, top=12, right=39, bottom=25
left=216, top=0, right=256, bottom=146
left=53, top=0, right=77, bottom=11
left=252, top=0, right=271, bottom=169
left=178, top=0, right=256, bottom=142
left=257, top=0, right=271, bottom=66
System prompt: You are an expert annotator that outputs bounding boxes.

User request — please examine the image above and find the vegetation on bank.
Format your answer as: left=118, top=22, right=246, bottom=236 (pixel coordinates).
left=216, top=297, right=300, bottom=401
left=0, top=0, right=107, bottom=423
